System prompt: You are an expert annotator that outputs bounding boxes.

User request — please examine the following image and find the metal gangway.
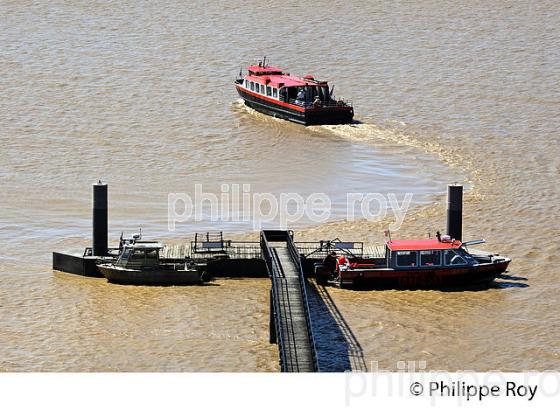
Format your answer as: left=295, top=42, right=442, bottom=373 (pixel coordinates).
left=260, top=230, right=319, bottom=372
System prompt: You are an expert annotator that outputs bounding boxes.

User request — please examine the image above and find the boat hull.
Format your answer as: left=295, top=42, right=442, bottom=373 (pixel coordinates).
left=328, top=260, right=511, bottom=289
left=98, top=264, right=203, bottom=286
left=236, top=86, right=353, bottom=126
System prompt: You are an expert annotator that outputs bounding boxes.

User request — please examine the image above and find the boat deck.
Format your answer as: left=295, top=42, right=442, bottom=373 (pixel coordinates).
left=160, top=241, right=384, bottom=260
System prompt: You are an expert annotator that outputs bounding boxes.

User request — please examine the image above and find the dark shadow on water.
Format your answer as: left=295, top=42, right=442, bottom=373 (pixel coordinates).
left=306, top=280, right=367, bottom=372
left=200, top=282, right=221, bottom=287
left=497, top=273, right=528, bottom=281
left=493, top=281, right=529, bottom=289
left=349, top=119, right=364, bottom=125
left=106, top=281, right=220, bottom=288
left=493, top=272, right=529, bottom=289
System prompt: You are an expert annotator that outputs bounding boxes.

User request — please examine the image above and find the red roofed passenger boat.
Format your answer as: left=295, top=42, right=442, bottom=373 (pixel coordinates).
left=235, top=59, right=354, bottom=125
left=315, top=234, right=511, bottom=289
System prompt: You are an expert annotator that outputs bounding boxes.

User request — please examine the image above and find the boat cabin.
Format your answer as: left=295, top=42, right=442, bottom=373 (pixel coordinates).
left=241, top=63, right=332, bottom=106
left=115, top=241, right=163, bottom=270
left=385, top=239, right=476, bottom=269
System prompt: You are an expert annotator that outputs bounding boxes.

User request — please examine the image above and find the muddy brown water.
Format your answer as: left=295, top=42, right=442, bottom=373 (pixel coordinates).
left=1, top=1, right=558, bottom=371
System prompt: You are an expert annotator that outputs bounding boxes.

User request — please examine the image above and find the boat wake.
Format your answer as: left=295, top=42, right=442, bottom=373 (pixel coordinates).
left=314, top=121, right=424, bottom=149
left=229, top=99, right=297, bottom=162
left=232, top=100, right=407, bottom=146
left=313, top=121, right=471, bottom=181
left=231, top=98, right=285, bottom=124
left=231, top=99, right=469, bottom=186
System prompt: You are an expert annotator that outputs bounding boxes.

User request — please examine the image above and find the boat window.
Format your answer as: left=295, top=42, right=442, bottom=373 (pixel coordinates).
left=420, top=250, right=441, bottom=266
left=250, top=81, right=254, bottom=91
left=124, top=249, right=160, bottom=268
left=395, top=251, right=417, bottom=267
left=462, top=251, right=476, bottom=263
left=273, top=88, right=278, bottom=98
left=244, top=79, right=248, bottom=88
left=317, top=86, right=324, bottom=101
left=260, top=84, right=264, bottom=94
left=312, top=86, right=321, bottom=100
left=116, top=248, right=132, bottom=267
left=129, top=251, right=145, bottom=262
left=144, top=249, right=159, bottom=267
left=266, top=86, right=272, bottom=96
left=285, top=87, right=296, bottom=102
left=145, top=249, right=158, bottom=259
left=322, top=86, right=329, bottom=100
left=444, top=249, right=467, bottom=266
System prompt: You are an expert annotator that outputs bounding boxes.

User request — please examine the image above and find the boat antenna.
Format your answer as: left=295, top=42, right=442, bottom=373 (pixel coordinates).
left=384, top=229, right=392, bottom=242
left=436, top=231, right=442, bottom=242
left=263, top=56, right=266, bottom=67
left=238, top=67, right=242, bottom=77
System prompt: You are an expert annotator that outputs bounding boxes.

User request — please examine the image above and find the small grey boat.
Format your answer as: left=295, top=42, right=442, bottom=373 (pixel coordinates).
left=98, top=241, right=204, bottom=286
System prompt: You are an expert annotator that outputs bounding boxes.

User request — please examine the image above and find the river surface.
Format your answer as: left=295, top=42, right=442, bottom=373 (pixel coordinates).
left=0, top=1, right=559, bottom=371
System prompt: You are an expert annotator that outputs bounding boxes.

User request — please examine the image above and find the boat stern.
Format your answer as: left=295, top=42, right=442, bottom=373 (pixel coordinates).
left=304, top=106, right=354, bottom=125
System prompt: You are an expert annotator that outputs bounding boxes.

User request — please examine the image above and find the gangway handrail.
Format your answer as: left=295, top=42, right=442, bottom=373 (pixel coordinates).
left=260, top=235, right=289, bottom=370
left=286, top=235, right=320, bottom=372
left=271, top=247, right=301, bottom=371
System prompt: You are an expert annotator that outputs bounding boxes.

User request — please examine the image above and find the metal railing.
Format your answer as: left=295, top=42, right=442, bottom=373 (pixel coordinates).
left=83, top=247, right=120, bottom=258
left=87, top=238, right=370, bottom=263
left=296, top=240, right=364, bottom=259
left=260, top=235, right=289, bottom=370
left=286, top=235, right=320, bottom=372
left=288, top=98, right=353, bottom=108
left=188, top=240, right=262, bottom=260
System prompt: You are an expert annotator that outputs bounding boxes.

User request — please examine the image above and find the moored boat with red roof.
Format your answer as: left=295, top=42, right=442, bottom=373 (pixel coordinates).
left=235, top=59, right=354, bottom=125
left=315, top=233, right=511, bottom=289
